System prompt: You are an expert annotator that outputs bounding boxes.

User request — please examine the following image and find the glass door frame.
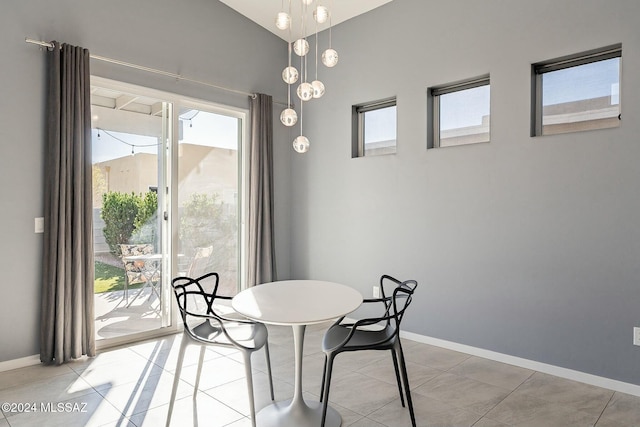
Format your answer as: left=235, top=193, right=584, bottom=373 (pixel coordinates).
left=92, top=76, right=249, bottom=350
left=170, top=97, right=249, bottom=298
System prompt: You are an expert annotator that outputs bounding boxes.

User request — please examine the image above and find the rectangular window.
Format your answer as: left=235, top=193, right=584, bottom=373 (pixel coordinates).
left=532, top=44, right=621, bottom=136
left=429, top=75, right=490, bottom=148
left=352, top=97, right=397, bottom=157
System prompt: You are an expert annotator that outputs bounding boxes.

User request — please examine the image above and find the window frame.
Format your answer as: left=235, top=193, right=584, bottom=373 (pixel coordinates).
left=428, top=74, right=491, bottom=149
left=531, top=44, right=622, bottom=137
left=351, top=97, right=397, bottom=158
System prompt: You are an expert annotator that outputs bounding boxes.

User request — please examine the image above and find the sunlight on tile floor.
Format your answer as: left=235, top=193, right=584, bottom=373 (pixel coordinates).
left=1, top=323, right=639, bottom=426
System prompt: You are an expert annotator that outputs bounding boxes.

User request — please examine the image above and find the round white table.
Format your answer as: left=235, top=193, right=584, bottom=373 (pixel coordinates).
left=232, top=280, right=362, bottom=427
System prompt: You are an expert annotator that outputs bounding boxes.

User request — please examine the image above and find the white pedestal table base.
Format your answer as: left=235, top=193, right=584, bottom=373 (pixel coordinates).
left=255, top=399, right=341, bottom=427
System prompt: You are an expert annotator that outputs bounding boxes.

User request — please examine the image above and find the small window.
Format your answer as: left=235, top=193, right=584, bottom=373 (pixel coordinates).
left=532, top=44, right=621, bottom=136
left=352, top=98, right=397, bottom=158
left=428, top=75, right=490, bottom=148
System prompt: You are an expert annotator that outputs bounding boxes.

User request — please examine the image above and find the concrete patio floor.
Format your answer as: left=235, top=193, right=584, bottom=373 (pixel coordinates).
left=94, top=287, right=162, bottom=340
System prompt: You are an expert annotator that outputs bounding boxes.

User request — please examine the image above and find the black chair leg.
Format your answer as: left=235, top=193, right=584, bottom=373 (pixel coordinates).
left=396, top=342, right=416, bottom=427
left=390, top=348, right=405, bottom=407
left=319, top=355, right=328, bottom=402
left=264, top=341, right=275, bottom=401
left=320, top=354, right=335, bottom=427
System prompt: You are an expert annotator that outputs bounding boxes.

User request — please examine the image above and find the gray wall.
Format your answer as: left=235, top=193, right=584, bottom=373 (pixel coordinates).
left=2, top=0, right=639, bottom=388
left=293, top=0, right=640, bottom=385
left=0, top=0, right=291, bottom=362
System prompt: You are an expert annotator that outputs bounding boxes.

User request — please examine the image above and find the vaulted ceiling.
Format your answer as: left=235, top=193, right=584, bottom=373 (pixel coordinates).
left=219, top=0, right=393, bottom=41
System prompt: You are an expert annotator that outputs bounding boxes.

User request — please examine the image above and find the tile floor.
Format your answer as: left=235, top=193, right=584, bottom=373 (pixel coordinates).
left=1, top=323, right=639, bottom=427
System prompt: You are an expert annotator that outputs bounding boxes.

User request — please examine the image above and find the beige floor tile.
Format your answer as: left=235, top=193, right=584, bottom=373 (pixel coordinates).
left=133, top=337, right=225, bottom=373
left=403, top=343, right=470, bottom=370
left=486, top=389, right=599, bottom=427
left=97, top=369, right=193, bottom=417
left=239, top=341, right=294, bottom=368
left=448, top=356, right=534, bottom=391
left=79, top=357, right=165, bottom=391
left=176, top=355, right=246, bottom=390
left=325, top=371, right=402, bottom=416
left=329, top=400, right=366, bottom=426
left=596, top=391, right=640, bottom=426
left=0, top=333, right=633, bottom=427
left=5, top=391, right=124, bottom=427
left=130, top=392, right=244, bottom=427
left=0, top=363, right=75, bottom=391
left=221, top=418, right=253, bottom=427
left=270, top=351, right=326, bottom=392
left=357, top=357, right=442, bottom=390
left=68, top=347, right=149, bottom=374
left=226, top=343, right=290, bottom=375
left=347, top=417, right=387, bottom=426
left=413, top=372, right=510, bottom=415
left=324, top=349, right=389, bottom=379
left=203, top=371, right=294, bottom=416
left=369, top=392, right=474, bottom=427
left=0, top=372, right=94, bottom=415
left=472, top=417, right=511, bottom=426
left=515, top=372, right=614, bottom=417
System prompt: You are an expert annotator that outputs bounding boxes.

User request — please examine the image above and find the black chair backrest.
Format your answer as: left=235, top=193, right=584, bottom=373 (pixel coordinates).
left=172, top=272, right=221, bottom=322
left=391, top=279, right=417, bottom=329
left=379, top=275, right=417, bottom=333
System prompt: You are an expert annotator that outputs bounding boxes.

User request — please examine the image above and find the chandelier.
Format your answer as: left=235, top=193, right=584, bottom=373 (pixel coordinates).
left=277, top=0, right=338, bottom=153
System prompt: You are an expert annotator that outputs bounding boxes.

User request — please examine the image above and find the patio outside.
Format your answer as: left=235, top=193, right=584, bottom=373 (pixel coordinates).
left=94, top=251, right=163, bottom=340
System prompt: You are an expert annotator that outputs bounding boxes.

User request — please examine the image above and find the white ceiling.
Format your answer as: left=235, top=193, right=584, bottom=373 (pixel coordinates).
left=219, top=0, right=393, bottom=42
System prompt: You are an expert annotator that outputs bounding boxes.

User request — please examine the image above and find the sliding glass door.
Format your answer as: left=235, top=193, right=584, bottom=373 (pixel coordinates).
left=176, top=106, right=241, bottom=296
left=91, top=83, right=172, bottom=342
left=90, top=78, right=246, bottom=346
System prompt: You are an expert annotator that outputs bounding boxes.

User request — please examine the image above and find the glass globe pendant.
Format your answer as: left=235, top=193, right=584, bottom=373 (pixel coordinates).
left=280, top=108, right=298, bottom=127
left=311, top=80, right=325, bottom=98
left=297, top=82, right=313, bottom=101
left=313, top=6, right=329, bottom=24
left=275, top=12, right=291, bottom=30
left=293, top=39, right=310, bottom=56
left=293, top=135, right=310, bottom=153
left=322, top=48, right=338, bottom=67
left=282, top=66, right=299, bottom=84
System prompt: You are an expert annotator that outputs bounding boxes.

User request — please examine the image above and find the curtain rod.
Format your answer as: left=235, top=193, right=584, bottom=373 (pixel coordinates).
left=26, top=38, right=290, bottom=106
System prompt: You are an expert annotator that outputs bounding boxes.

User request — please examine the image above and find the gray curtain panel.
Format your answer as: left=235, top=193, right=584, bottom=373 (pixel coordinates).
left=41, top=41, right=96, bottom=364
left=247, top=94, right=277, bottom=286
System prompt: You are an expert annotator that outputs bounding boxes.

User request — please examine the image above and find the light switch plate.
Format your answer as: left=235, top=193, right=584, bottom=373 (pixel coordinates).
left=35, top=217, right=44, bottom=233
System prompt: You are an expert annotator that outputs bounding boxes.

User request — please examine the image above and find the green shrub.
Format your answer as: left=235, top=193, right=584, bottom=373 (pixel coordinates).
left=179, top=193, right=237, bottom=272
left=131, top=191, right=158, bottom=244
left=101, top=191, right=158, bottom=256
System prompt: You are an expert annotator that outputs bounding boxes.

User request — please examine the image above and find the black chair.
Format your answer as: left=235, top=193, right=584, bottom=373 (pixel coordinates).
left=320, top=275, right=418, bottom=427
left=167, top=272, right=274, bottom=427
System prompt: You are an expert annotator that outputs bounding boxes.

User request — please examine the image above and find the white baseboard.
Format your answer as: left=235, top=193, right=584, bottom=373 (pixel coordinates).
left=0, top=354, right=40, bottom=373
left=401, top=330, right=640, bottom=397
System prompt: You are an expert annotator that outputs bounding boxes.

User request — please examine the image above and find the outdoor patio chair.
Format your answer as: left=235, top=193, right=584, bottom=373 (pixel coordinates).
left=180, top=245, right=214, bottom=278
left=119, top=243, right=155, bottom=304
